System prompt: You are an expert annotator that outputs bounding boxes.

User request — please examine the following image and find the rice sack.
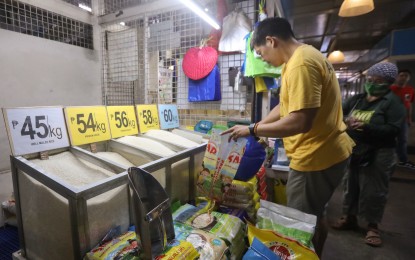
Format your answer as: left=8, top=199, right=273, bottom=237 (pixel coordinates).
left=174, top=222, right=228, bottom=260
left=173, top=202, right=246, bottom=259
left=256, top=200, right=317, bottom=248
left=247, top=224, right=318, bottom=260
left=197, top=130, right=247, bottom=202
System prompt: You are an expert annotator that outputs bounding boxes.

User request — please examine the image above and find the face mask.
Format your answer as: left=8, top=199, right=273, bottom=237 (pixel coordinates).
left=364, top=82, right=389, bottom=96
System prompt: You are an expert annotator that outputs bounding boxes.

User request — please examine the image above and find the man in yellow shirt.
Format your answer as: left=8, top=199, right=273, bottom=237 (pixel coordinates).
left=223, top=17, right=354, bottom=256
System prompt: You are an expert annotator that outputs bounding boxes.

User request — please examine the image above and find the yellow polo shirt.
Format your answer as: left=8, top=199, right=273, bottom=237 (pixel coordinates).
left=280, top=45, right=354, bottom=171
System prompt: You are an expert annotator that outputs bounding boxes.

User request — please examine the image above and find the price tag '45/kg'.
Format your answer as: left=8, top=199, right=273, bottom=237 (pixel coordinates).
left=3, top=107, right=70, bottom=155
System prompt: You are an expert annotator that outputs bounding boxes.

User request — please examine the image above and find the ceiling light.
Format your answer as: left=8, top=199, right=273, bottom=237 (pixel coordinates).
left=180, top=0, right=220, bottom=30
left=338, top=0, right=374, bottom=17
left=328, top=50, right=345, bottom=64
left=78, top=3, right=92, bottom=12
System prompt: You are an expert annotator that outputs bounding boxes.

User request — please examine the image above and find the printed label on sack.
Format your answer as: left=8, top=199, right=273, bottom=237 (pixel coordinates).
left=136, top=104, right=160, bottom=133
left=3, top=107, right=70, bottom=155
left=106, top=106, right=138, bottom=138
left=65, top=106, right=111, bottom=145
left=158, top=104, right=179, bottom=129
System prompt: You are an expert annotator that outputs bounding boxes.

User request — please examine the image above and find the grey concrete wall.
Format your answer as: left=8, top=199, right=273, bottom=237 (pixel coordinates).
left=0, top=27, right=101, bottom=171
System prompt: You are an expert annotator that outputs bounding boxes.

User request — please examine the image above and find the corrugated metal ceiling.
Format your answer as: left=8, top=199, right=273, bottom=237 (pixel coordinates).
left=281, top=0, right=415, bottom=72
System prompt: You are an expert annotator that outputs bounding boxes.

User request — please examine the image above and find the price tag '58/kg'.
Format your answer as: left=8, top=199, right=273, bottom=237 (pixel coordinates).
left=136, top=104, right=159, bottom=133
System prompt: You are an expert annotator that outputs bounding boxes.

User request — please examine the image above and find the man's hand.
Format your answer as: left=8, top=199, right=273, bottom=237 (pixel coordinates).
left=345, top=117, right=364, bottom=130
left=221, top=125, right=250, bottom=142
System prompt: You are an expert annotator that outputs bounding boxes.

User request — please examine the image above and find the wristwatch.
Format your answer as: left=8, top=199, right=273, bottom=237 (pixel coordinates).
left=248, top=123, right=256, bottom=136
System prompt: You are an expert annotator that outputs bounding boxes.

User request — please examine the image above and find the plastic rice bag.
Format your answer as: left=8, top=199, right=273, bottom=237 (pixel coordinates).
left=247, top=224, right=318, bottom=260
left=256, top=200, right=317, bottom=248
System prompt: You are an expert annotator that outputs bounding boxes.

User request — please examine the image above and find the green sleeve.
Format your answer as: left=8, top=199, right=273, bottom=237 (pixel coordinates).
left=362, top=98, right=405, bottom=138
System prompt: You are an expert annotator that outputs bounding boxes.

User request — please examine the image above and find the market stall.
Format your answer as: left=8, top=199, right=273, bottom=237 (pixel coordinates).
left=3, top=106, right=206, bottom=260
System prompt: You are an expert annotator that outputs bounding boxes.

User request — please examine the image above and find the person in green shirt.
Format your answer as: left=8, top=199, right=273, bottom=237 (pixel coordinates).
left=333, top=62, right=405, bottom=247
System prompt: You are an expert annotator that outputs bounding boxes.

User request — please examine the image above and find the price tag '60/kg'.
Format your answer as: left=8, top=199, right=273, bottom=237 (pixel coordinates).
left=158, top=104, right=179, bottom=129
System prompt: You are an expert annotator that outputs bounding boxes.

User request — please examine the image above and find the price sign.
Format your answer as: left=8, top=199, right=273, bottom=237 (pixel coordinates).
left=3, top=107, right=70, bottom=155
left=136, top=104, right=159, bottom=133
left=107, top=106, right=138, bottom=138
left=65, top=106, right=111, bottom=145
left=158, top=104, right=179, bottom=129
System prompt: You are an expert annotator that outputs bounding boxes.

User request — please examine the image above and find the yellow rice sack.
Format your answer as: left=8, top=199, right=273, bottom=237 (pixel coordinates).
left=247, top=224, right=319, bottom=260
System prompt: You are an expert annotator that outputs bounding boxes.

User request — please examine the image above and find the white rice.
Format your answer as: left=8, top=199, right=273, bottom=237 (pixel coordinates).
left=95, top=151, right=135, bottom=168
left=24, top=151, right=129, bottom=260
left=144, top=129, right=199, bottom=149
left=30, top=151, right=115, bottom=187
left=116, top=135, right=175, bottom=157
left=171, top=129, right=204, bottom=144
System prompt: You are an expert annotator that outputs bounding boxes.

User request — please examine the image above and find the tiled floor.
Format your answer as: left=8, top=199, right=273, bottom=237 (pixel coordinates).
left=323, top=161, right=415, bottom=259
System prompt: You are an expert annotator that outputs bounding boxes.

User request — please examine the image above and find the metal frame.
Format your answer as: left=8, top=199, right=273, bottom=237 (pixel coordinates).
left=11, top=142, right=206, bottom=259
left=99, top=0, right=256, bottom=127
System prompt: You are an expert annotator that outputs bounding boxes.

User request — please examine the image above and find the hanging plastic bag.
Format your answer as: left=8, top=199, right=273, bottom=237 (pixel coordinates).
left=228, top=67, right=239, bottom=87
left=244, top=32, right=282, bottom=78
left=254, top=77, right=268, bottom=93
left=219, top=10, right=252, bottom=53
left=235, top=136, right=266, bottom=181
left=188, top=65, right=221, bottom=102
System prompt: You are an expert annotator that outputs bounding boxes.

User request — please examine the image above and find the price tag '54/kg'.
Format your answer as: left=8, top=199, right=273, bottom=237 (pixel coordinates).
left=65, top=106, right=111, bottom=146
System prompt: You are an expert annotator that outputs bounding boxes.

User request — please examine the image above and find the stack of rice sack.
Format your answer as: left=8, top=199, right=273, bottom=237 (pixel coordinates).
left=196, top=132, right=266, bottom=221
left=218, top=165, right=267, bottom=221
left=173, top=201, right=246, bottom=259
left=84, top=230, right=142, bottom=260
left=85, top=222, right=230, bottom=259
left=84, top=228, right=201, bottom=260
left=243, top=199, right=319, bottom=260
left=174, top=222, right=228, bottom=259
left=220, top=176, right=260, bottom=220
left=256, top=165, right=268, bottom=200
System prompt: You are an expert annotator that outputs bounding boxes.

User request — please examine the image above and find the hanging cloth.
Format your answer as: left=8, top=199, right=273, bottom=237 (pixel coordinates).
left=188, top=65, right=221, bottom=102
left=266, top=0, right=279, bottom=18
left=243, top=31, right=282, bottom=78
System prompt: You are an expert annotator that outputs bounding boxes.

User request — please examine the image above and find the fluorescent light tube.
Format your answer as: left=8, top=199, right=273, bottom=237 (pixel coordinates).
left=180, top=0, right=220, bottom=30
left=78, top=3, right=92, bottom=12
